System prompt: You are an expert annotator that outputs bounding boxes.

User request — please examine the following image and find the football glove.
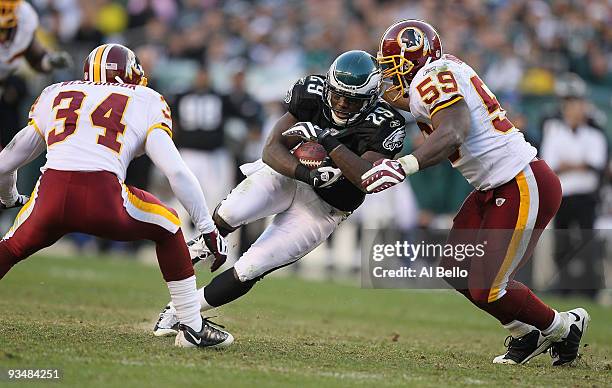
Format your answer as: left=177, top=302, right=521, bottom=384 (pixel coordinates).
left=47, top=51, right=73, bottom=69
left=361, top=159, right=407, bottom=193
left=282, top=122, right=324, bottom=142
left=0, top=194, right=29, bottom=210
left=311, top=165, right=343, bottom=188
left=187, top=229, right=228, bottom=272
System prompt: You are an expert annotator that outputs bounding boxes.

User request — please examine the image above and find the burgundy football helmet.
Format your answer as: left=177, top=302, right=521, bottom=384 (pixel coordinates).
left=377, top=20, right=442, bottom=100
left=83, top=44, right=147, bottom=86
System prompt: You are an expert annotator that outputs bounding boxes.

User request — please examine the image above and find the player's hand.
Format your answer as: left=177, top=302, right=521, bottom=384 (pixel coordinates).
left=187, top=228, right=228, bottom=272
left=282, top=122, right=323, bottom=142
left=48, top=51, right=73, bottom=69
left=360, top=159, right=407, bottom=193
left=201, top=229, right=228, bottom=272
left=0, top=194, right=29, bottom=210
left=310, top=165, right=343, bottom=188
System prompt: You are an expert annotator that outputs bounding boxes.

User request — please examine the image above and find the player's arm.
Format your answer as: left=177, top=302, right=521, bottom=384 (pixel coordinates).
left=24, top=38, right=71, bottom=73
left=361, top=99, right=470, bottom=193
left=325, top=146, right=379, bottom=192
left=0, top=125, right=46, bottom=208
left=145, top=129, right=228, bottom=271
left=412, top=99, right=470, bottom=168
left=145, top=129, right=215, bottom=234
left=261, top=112, right=302, bottom=178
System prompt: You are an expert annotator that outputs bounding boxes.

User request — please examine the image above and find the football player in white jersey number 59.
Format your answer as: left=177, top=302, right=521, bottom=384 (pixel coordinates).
left=0, top=43, right=233, bottom=349
left=361, top=20, right=589, bottom=366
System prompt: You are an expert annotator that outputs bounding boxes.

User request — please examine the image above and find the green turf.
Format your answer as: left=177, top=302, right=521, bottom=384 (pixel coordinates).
left=0, top=254, right=610, bottom=387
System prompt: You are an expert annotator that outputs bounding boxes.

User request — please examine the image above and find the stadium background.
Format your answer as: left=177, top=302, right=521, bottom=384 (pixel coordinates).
left=2, top=0, right=611, bottom=298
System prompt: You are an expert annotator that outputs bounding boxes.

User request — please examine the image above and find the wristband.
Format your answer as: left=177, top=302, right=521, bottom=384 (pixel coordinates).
left=398, top=154, right=419, bottom=175
left=294, top=164, right=312, bottom=184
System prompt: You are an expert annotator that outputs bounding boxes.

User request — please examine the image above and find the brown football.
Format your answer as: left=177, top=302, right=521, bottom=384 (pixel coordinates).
left=292, top=142, right=327, bottom=170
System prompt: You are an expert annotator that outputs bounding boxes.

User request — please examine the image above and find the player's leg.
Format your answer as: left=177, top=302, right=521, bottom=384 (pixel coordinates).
left=78, top=173, right=232, bottom=348
left=0, top=175, right=65, bottom=279
left=186, top=162, right=300, bottom=268
left=470, top=161, right=587, bottom=364
left=214, top=162, right=298, bottom=234
left=155, top=184, right=348, bottom=336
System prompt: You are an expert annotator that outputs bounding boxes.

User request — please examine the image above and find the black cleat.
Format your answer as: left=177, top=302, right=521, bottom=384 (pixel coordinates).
left=550, top=308, right=590, bottom=366
left=174, top=317, right=234, bottom=349
left=493, top=330, right=553, bottom=364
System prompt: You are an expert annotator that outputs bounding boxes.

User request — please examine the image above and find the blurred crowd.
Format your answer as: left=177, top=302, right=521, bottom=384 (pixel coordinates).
left=4, top=0, right=611, bottom=295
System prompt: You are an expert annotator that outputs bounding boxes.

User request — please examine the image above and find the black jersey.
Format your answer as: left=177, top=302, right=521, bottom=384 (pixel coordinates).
left=284, top=75, right=407, bottom=211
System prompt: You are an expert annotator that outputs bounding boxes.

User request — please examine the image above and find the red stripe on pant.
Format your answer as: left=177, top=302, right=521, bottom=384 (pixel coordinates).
left=0, top=169, right=193, bottom=282
left=441, top=160, right=562, bottom=330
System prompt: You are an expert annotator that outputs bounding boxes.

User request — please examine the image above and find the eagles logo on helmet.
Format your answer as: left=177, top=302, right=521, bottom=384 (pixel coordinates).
left=83, top=44, right=148, bottom=86
left=377, top=19, right=442, bottom=101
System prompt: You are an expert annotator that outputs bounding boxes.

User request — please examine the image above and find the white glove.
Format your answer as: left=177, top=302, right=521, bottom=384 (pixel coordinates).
left=282, top=122, right=323, bottom=142
left=187, top=228, right=228, bottom=272
left=360, top=155, right=419, bottom=193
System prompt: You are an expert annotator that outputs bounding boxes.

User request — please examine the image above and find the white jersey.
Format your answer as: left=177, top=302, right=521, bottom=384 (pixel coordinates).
left=0, top=1, right=38, bottom=80
left=28, top=80, right=173, bottom=181
left=409, top=54, right=537, bottom=190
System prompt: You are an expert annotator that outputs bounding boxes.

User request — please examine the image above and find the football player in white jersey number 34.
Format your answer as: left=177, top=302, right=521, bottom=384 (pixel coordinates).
left=0, top=43, right=233, bottom=349
left=361, top=20, right=590, bottom=366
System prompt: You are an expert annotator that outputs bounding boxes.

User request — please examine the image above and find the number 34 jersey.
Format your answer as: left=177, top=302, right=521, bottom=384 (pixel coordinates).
left=408, top=54, right=537, bottom=191
left=28, top=81, right=173, bottom=181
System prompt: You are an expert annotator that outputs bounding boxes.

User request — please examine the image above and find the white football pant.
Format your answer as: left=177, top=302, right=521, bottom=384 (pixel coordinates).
left=217, top=159, right=350, bottom=282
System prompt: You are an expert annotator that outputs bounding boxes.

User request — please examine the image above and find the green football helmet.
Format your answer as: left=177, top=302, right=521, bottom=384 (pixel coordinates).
left=324, top=50, right=383, bottom=126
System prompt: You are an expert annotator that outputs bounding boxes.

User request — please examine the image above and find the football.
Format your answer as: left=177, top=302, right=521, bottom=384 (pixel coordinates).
left=292, top=142, right=327, bottom=170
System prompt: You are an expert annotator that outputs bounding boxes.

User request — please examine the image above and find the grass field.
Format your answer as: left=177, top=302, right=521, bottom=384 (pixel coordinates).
left=0, top=254, right=610, bottom=387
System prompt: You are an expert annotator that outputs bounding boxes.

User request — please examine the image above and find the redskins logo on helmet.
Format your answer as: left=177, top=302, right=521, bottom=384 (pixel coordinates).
left=83, top=44, right=148, bottom=86
left=378, top=20, right=442, bottom=101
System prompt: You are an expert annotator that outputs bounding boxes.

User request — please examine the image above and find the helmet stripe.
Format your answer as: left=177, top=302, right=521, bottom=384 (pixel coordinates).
left=100, top=44, right=115, bottom=83
left=93, top=44, right=107, bottom=82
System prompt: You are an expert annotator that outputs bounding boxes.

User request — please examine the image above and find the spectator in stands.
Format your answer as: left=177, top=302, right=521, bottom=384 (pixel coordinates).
left=540, top=73, right=608, bottom=298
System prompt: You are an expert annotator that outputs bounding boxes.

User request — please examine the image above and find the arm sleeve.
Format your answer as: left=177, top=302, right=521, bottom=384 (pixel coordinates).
left=145, top=128, right=215, bottom=234
left=0, top=125, right=46, bottom=204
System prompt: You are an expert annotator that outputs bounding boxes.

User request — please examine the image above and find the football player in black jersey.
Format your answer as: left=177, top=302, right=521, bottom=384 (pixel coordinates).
left=153, top=50, right=407, bottom=337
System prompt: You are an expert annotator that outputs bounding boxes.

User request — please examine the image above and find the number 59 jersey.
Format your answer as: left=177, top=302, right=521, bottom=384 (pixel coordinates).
left=408, top=54, right=537, bottom=191
left=28, top=81, right=173, bottom=181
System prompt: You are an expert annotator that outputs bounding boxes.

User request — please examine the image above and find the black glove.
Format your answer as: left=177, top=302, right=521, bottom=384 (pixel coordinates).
left=0, top=194, right=29, bottom=210
left=45, top=51, right=73, bottom=70
left=294, top=163, right=343, bottom=188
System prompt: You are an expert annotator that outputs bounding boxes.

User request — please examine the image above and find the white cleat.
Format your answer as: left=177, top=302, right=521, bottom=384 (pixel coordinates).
left=153, top=304, right=179, bottom=337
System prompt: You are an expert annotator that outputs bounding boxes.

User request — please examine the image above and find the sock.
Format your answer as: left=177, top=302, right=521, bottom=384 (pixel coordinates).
left=541, top=310, right=568, bottom=337
left=167, top=275, right=202, bottom=332
left=203, top=267, right=259, bottom=307
left=503, top=320, right=536, bottom=338
left=198, top=287, right=213, bottom=311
